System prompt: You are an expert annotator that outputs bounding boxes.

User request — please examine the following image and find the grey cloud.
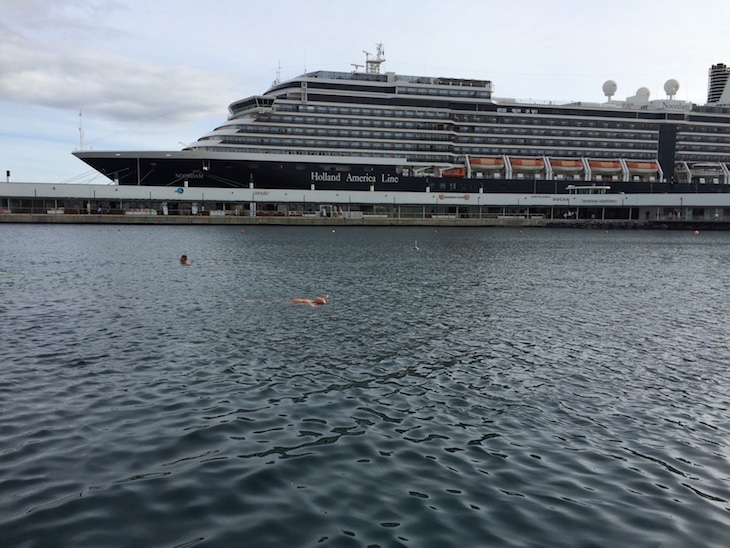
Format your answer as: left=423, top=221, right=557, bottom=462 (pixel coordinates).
left=0, top=22, right=238, bottom=125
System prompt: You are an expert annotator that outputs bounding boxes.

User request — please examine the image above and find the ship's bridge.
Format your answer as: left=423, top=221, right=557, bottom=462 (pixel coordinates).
left=229, top=96, right=275, bottom=118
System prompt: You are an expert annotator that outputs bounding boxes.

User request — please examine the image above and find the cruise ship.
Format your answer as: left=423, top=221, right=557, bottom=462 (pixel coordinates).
left=73, top=46, right=730, bottom=196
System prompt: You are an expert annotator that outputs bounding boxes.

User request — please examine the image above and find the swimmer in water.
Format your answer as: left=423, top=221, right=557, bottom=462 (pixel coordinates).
left=180, top=255, right=191, bottom=265
left=291, top=295, right=328, bottom=308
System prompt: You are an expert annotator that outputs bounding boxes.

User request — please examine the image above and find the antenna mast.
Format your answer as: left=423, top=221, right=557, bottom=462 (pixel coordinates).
left=78, top=110, right=85, bottom=151
left=365, top=43, right=385, bottom=74
left=273, top=62, right=281, bottom=86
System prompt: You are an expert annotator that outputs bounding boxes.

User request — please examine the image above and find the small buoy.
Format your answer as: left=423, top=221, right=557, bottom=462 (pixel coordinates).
left=605, top=230, right=608, bottom=234
left=240, top=229, right=244, bottom=233
left=117, top=228, right=121, bottom=232
left=519, top=230, right=523, bottom=234
left=694, top=230, right=699, bottom=235
left=332, top=229, right=335, bottom=233
left=434, top=230, right=437, bottom=234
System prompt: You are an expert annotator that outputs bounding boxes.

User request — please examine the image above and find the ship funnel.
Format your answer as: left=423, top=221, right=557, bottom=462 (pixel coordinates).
left=6, top=170, right=10, bottom=183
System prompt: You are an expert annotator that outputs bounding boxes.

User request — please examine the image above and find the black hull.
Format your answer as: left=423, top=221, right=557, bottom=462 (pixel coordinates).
left=74, top=153, right=730, bottom=195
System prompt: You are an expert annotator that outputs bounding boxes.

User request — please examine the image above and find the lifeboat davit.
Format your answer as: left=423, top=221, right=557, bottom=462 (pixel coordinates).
left=510, top=158, right=545, bottom=171
left=589, top=161, right=622, bottom=174
left=550, top=159, right=584, bottom=173
left=627, top=162, right=659, bottom=175
left=469, top=157, right=504, bottom=170
left=443, top=167, right=466, bottom=178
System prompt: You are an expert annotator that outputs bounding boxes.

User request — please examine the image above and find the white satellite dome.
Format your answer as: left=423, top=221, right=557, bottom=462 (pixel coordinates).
left=664, top=79, right=680, bottom=98
left=602, top=80, right=618, bottom=98
left=636, top=87, right=651, bottom=98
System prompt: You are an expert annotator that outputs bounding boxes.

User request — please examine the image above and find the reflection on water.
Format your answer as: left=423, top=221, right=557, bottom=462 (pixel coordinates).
left=1, top=225, right=730, bottom=546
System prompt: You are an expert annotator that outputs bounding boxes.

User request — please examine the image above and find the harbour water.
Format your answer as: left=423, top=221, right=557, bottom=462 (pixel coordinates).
left=1, top=225, right=729, bottom=546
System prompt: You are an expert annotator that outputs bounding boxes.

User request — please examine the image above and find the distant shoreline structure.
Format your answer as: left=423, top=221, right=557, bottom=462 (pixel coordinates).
left=2, top=178, right=729, bottom=229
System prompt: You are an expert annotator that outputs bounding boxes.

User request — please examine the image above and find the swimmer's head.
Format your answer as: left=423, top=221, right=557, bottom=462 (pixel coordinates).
left=314, top=297, right=327, bottom=305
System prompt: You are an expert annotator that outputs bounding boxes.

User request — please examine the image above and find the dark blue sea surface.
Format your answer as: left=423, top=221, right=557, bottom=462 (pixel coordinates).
left=1, top=224, right=730, bottom=547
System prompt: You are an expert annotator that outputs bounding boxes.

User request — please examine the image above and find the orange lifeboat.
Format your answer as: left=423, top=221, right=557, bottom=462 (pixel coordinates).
left=627, top=162, right=659, bottom=175
left=550, top=159, right=584, bottom=173
left=510, top=158, right=545, bottom=171
left=589, top=161, right=622, bottom=174
left=443, top=167, right=466, bottom=178
left=469, top=157, right=504, bottom=170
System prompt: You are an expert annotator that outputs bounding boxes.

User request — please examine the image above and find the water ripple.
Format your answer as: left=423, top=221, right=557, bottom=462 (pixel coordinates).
left=1, top=226, right=730, bottom=546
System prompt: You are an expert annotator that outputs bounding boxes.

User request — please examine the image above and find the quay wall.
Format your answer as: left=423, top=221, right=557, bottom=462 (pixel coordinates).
left=2, top=213, right=729, bottom=231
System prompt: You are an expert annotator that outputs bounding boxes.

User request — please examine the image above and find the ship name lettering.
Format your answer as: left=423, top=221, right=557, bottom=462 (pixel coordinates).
left=175, top=172, right=204, bottom=179
left=661, top=101, right=691, bottom=111
left=345, top=174, right=376, bottom=183
left=381, top=174, right=399, bottom=183
left=311, top=171, right=341, bottom=182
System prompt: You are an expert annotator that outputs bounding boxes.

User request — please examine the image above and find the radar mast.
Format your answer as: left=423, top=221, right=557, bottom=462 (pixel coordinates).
left=364, top=43, right=385, bottom=74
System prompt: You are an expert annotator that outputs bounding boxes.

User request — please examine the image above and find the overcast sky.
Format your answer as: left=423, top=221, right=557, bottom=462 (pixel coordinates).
left=1, top=0, right=729, bottom=183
